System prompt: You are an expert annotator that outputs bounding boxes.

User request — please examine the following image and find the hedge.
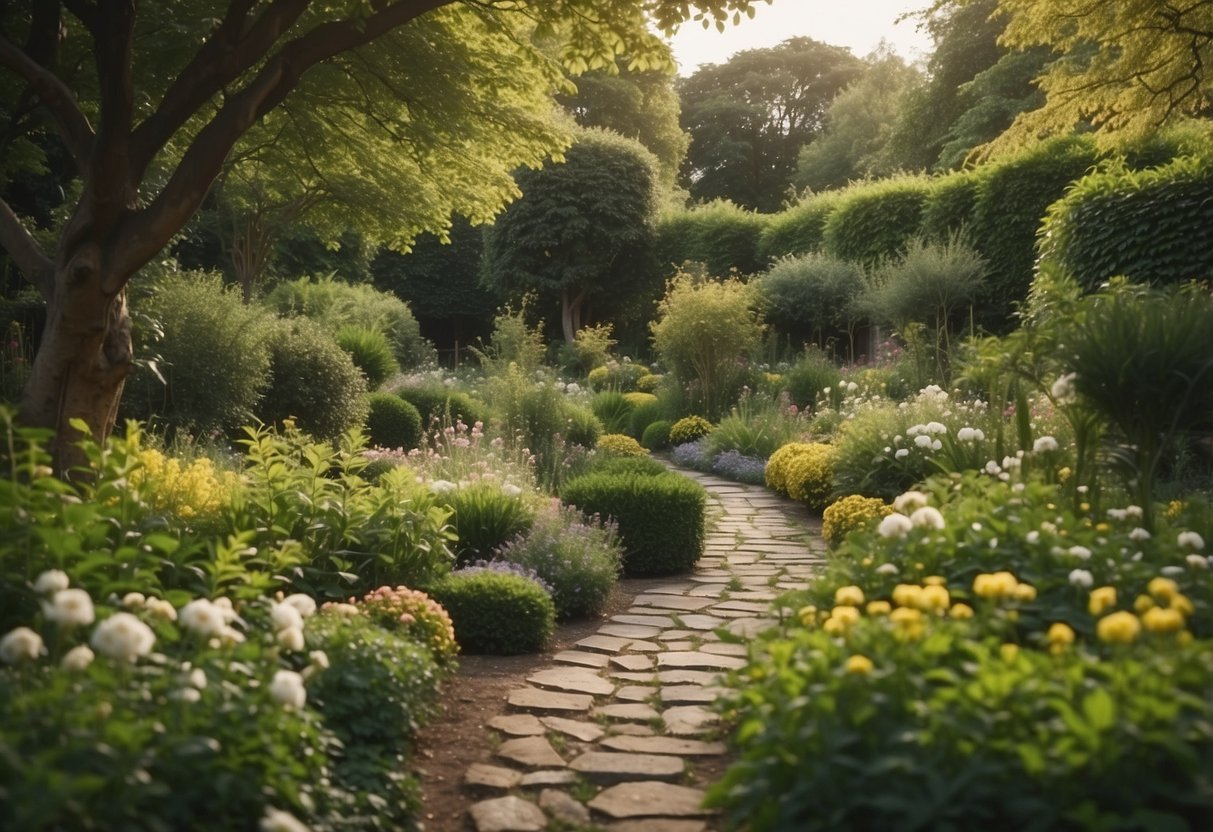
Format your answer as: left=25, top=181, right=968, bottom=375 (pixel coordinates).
left=654, top=201, right=770, bottom=277
left=821, top=176, right=933, bottom=267
left=757, top=192, right=842, bottom=262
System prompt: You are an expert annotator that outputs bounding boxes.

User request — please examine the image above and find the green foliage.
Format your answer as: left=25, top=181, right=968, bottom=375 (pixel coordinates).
left=756, top=253, right=863, bottom=350
left=565, top=322, right=617, bottom=374
left=430, top=569, right=555, bottom=655
left=561, top=470, right=705, bottom=576
left=264, top=276, right=433, bottom=368
left=669, top=415, right=714, bottom=446
left=654, top=201, right=771, bottom=276
left=258, top=318, right=369, bottom=441
left=626, top=396, right=663, bottom=439
left=821, top=494, right=892, bottom=549
left=585, top=455, right=670, bottom=478
left=597, top=433, right=648, bottom=458
left=706, top=393, right=804, bottom=460
left=783, top=349, right=842, bottom=409
left=641, top=419, right=673, bottom=450
left=435, top=482, right=535, bottom=566
left=821, top=176, right=934, bottom=266
left=365, top=393, right=423, bottom=451
left=371, top=218, right=499, bottom=322
left=651, top=272, right=764, bottom=418
left=591, top=390, right=634, bottom=434
left=123, top=271, right=275, bottom=437
left=497, top=501, right=622, bottom=620
left=586, top=361, right=651, bottom=392
left=970, top=135, right=1099, bottom=327
left=757, top=192, right=841, bottom=262
left=336, top=325, right=400, bottom=389
left=920, top=171, right=982, bottom=241
left=1039, top=155, right=1213, bottom=290
left=307, top=612, right=445, bottom=829
left=396, top=386, right=489, bottom=432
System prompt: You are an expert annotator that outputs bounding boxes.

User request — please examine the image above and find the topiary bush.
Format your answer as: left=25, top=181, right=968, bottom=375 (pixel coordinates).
left=365, top=393, right=423, bottom=451
left=597, top=433, right=648, bottom=458
left=561, top=470, right=706, bottom=576
left=626, top=396, right=663, bottom=440
left=258, top=318, right=369, bottom=440
left=758, top=192, right=842, bottom=262
left=821, top=176, right=933, bottom=267
left=669, top=415, right=714, bottom=445
left=336, top=325, right=400, bottom=389
left=821, top=494, right=892, bottom=549
left=655, top=201, right=770, bottom=277
left=396, top=386, right=489, bottom=431
left=641, top=419, right=673, bottom=450
left=429, top=568, right=555, bottom=654
left=782, top=443, right=836, bottom=510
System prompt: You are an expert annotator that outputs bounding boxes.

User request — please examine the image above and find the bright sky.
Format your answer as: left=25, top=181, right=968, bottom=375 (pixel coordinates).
left=667, top=0, right=934, bottom=75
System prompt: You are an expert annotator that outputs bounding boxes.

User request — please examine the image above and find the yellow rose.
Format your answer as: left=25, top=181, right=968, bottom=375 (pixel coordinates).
left=1147, top=577, right=1179, bottom=603
left=1088, top=586, right=1118, bottom=616
left=1013, top=582, right=1037, bottom=603
left=830, top=605, right=862, bottom=627
left=973, top=571, right=1019, bottom=600
left=1096, top=611, right=1141, bottom=644
left=920, top=584, right=951, bottom=613
left=834, top=585, right=865, bottom=607
left=924, top=576, right=947, bottom=587
left=1142, top=607, right=1184, bottom=633
left=889, top=606, right=924, bottom=641
left=1047, top=622, right=1075, bottom=646
left=844, top=654, right=874, bottom=676
left=798, top=605, right=818, bottom=628
left=1000, top=643, right=1020, bottom=662
left=866, top=600, right=892, bottom=616
left=949, top=603, right=974, bottom=619
left=1172, top=594, right=1194, bottom=616
left=892, top=584, right=924, bottom=608
left=1134, top=594, right=1155, bottom=614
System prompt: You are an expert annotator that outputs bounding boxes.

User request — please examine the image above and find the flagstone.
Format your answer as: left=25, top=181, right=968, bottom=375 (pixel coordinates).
left=488, top=714, right=545, bottom=737
left=599, top=736, right=726, bottom=756
left=540, top=716, right=604, bottom=743
left=470, top=796, right=547, bottom=832
left=569, top=752, right=684, bottom=784
left=588, top=781, right=710, bottom=819
left=553, top=650, right=611, bottom=668
left=527, top=668, right=615, bottom=697
left=496, top=736, right=565, bottom=769
left=507, top=687, right=593, bottom=713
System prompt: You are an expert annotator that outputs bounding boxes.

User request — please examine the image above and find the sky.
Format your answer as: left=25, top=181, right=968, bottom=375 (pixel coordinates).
left=667, top=0, right=934, bottom=75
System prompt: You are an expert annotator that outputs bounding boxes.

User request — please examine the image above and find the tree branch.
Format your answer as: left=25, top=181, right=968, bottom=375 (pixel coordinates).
left=0, top=198, right=54, bottom=298
left=89, top=0, right=138, bottom=229
left=0, top=33, right=94, bottom=168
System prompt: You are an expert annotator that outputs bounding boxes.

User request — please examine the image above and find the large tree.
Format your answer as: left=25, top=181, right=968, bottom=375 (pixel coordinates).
left=678, top=36, right=863, bottom=211
left=0, top=0, right=760, bottom=468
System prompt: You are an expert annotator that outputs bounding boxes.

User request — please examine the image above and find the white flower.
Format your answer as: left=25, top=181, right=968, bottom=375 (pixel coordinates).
left=500, top=483, right=523, bottom=499
left=1106, top=508, right=1128, bottom=521
left=188, top=668, right=208, bottom=689
left=61, top=644, right=95, bottom=671
left=271, top=602, right=304, bottom=633
left=875, top=563, right=900, bottom=576
left=43, top=589, right=96, bottom=628
left=309, top=650, right=330, bottom=670
left=894, top=448, right=909, bottom=460
left=180, top=599, right=227, bottom=637
left=1186, top=553, right=1209, bottom=569
left=0, top=627, right=45, bottom=664
left=122, top=592, right=146, bottom=610
left=33, top=570, right=69, bottom=595
left=910, top=506, right=946, bottom=530
left=1161, top=565, right=1185, bottom=577
left=877, top=513, right=913, bottom=538
left=1068, top=568, right=1094, bottom=588
left=1178, top=531, right=1206, bottom=551
left=146, top=598, right=178, bottom=621
left=261, top=808, right=311, bottom=832
left=282, top=594, right=317, bottom=619
left=429, top=479, right=456, bottom=495
left=925, top=421, right=947, bottom=436
left=269, top=670, right=307, bottom=709
left=90, top=613, right=155, bottom=662
left=893, top=491, right=929, bottom=513
left=169, top=687, right=202, bottom=703
left=565, top=383, right=581, bottom=395
left=1128, top=527, right=1151, bottom=542
left=1026, top=531, right=1041, bottom=544
left=907, top=424, right=925, bottom=436
left=914, top=434, right=933, bottom=448
left=931, top=439, right=942, bottom=451
left=326, top=603, right=360, bottom=617
left=956, top=427, right=984, bottom=442
left=277, top=625, right=305, bottom=652
left=846, top=381, right=858, bottom=393
left=1032, top=436, right=1059, bottom=453
left=1067, top=545, right=1092, bottom=560
left=985, top=461, right=1001, bottom=475
left=1124, top=505, right=1143, bottom=520
left=1050, top=372, right=1078, bottom=404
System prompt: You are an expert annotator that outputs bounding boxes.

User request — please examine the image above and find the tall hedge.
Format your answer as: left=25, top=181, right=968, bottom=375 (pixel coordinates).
left=970, top=136, right=1098, bottom=328
left=821, top=177, right=933, bottom=267
left=1038, top=155, right=1213, bottom=290
left=654, top=201, right=770, bottom=277
left=920, top=172, right=983, bottom=242
left=757, top=192, right=842, bottom=262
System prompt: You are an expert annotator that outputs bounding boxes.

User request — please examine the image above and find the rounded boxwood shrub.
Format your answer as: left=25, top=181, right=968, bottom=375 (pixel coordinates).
left=784, top=444, right=836, bottom=510
left=627, top=398, right=664, bottom=440
left=822, top=176, right=933, bottom=267
left=336, top=325, right=399, bottom=389
left=821, top=494, right=892, bottom=549
left=636, top=373, right=663, bottom=394
left=397, top=386, right=489, bottom=431
left=669, top=415, right=714, bottom=445
left=562, top=470, right=706, bottom=576
left=597, top=433, right=647, bottom=458
left=258, top=318, right=369, bottom=440
left=429, top=568, right=555, bottom=654
left=365, top=393, right=423, bottom=450
left=641, top=419, right=673, bottom=450
left=757, top=192, right=842, bottom=262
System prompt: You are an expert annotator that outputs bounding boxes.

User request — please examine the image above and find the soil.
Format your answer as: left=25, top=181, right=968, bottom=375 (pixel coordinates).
left=413, top=575, right=724, bottom=832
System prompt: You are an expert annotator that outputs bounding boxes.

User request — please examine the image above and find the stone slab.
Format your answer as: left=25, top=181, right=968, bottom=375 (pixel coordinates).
left=465, top=763, right=523, bottom=791
left=507, top=687, right=593, bottom=713
left=569, top=751, right=684, bottom=784
left=672, top=614, right=727, bottom=631
left=554, top=649, right=611, bottom=668
left=527, top=668, right=615, bottom=697
left=600, top=623, right=665, bottom=640
left=588, top=781, right=710, bottom=819
left=540, top=716, right=604, bottom=743
left=627, top=639, right=663, bottom=652
left=610, top=654, right=655, bottom=672
left=656, top=669, right=721, bottom=686
left=661, top=705, right=719, bottom=737
left=612, top=614, right=677, bottom=628
left=577, top=634, right=632, bottom=653
left=608, top=821, right=707, bottom=832
left=539, top=789, right=591, bottom=826
left=615, top=685, right=656, bottom=703
left=633, top=594, right=715, bottom=611
left=657, top=651, right=747, bottom=671
left=609, top=723, right=656, bottom=736
left=518, top=770, right=578, bottom=788
left=488, top=714, right=545, bottom=737
left=496, top=736, right=565, bottom=769
left=600, top=735, right=726, bottom=756
left=470, top=796, right=546, bottom=832
left=700, top=642, right=748, bottom=657
left=594, top=703, right=660, bottom=722
left=659, top=685, right=720, bottom=705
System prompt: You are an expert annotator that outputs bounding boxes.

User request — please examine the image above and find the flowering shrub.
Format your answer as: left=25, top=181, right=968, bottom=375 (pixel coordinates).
left=596, top=433, right=648, bottom=458
left=766, top=442, right=835, bottom=509
left=353, top=585, right=458, bottom=664
left=710, top=450, right=767, bottom=485
left=635, top=372, right=663, bottom=394
left=496, top=501, right=622, bottom=619
left=669, top=437, right=712, bottom=470
left=821, top=494, right=892, bottom=549
left=705, top=391, right=804, bottom=460
left=130, top=446, right=243, bottom=529
left=669, top=415, right=714, bottom=445
left=430, top=569, right=555, bottom=654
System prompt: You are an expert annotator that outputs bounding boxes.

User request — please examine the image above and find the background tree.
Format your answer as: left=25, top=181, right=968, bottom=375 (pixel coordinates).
left=678, top=37, right=863, bottom=211
left=482, top=128, right=660, bottom=343
left=0, top=0, right=759, bottom=467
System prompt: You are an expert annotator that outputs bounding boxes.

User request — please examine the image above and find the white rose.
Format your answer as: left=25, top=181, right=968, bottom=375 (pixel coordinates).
left=1067, top=545, right=1092, bottom=560
left=146, top=598, right=178, bottom=621
left=122, top=592, right=146, bottom=610
left=877, top=513, right=913, bottom=539
left=180, top=599, right=227, bottom=637
left=33, top=570, right=69, bottom=595
left=893, top=491, right=929, bottom=513
left=1068, top=568, right=1093, bottom=588
left=0, top=626, right=45, bottom=663
left=277, top=625, right=305, bottom=652
left=282, top=594, right=317, bottom=619
left=1128, top=527, right=1151, bottom=542
left=1186, top=553, right=1209, bottom=569
left=909, top=506, right=946, bottom=530
left=271, top=603, right=304, bottom=633
left=61, top=644, right=95, bottom=671
left=261, top=808, right=311, bottom=832
left=43, top=588, right=96, bottom=628
left=269, top=670, right=307, bottom=709
left=90, top=613, right=155, bottom=662
left=309, top=650, right=330, bottom=670
left=1178, top=531, right=1205, bottom=551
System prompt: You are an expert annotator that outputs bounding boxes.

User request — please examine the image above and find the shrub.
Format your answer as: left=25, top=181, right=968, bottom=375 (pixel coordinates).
left=1038, top=155, right=1213, bottom=291
left=756, top=253, right=864, bottom=351
left=336, top=325, right=400, bottom=389
left=641, top=419, right=673, bottom=450
left=783, top=349, right=842, bottom=410
left=365, top=393, right=423, bottom=451
left=565, top=323, right=617, bottom=374
left=562, top=470, right=705, bottom=576
left=497, top=502, right=622, bottom=619
left=123, top=271, right=275, bottom=437
left=711, top=450, right=767, bottom=485
left=586, top=361, right=651, bottom=392
left=397, top=386, right=489, bottom=431
left=562, top=401, right=604, bottom=449
left=129, top=446, right=243, bottom=533
left=821, top=176, right=933, bottom=267
left=635, top=373, right=663, bottom=394
left=597, top=433, right=647, bottom=458
left=670, top=437, right=712, bottom=470
left=592, top=390, right=634, bottom=433
left=782, top=443, right=835, bottom=510
left=669, top=415, right=714, bottom=445
left=429, top=569, right=555, bottom=654
left=757, top=192, right=842, bottom=262
left=706, top=394, right=803, bottom=460
left=586, top=455, right=669, bottom=478
left=821, top=494, right=892, bottom=549
left=434, top=481, right=535, bottom=566
left=351, top=585, right=458, bottom=665
left=655, top=201, right=770, bottom=277
left=920, top=171, right=982, bottom=242
left=258, top=318, right=369, bottom=441
left=626, top=396, right=663, bottom=439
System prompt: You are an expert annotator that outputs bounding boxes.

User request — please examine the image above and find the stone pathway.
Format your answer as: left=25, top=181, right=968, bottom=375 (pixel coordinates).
left=462, top=468, right=826, bottom=831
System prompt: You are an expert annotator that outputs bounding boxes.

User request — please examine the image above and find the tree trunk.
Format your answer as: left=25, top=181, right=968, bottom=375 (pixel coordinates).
left=560, top=285, right=589, bottom=344
left=18, top=245, right=133, bottom=473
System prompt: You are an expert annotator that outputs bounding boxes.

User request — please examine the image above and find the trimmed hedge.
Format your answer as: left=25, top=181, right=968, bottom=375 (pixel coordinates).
left=921, top=172, right=983, bottom=242
left=757, top=192, right=842, bottom=262
left=1038, top=155, right=1213, bottom=290
left=822, top=176, right=934, bottom=267
left=641, top=419, right=673, bottom=450
left=654, top=201, right=770, bottom=277
left=562, top=471, right=706, bottom=576
left=429, top=570, right=555, bottom=655
left=365, top=393, right=422, bottom=451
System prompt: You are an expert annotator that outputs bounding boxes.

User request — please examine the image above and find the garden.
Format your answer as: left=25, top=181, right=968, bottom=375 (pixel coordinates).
left=2, top=0, right=1213, bottom=830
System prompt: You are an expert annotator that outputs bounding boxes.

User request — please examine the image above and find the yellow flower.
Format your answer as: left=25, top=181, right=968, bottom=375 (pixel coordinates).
left=834, top=585, right=865, bottom=607
left=1134, top=594, right=1155, bottom=614
left=1142, top=607, right=1184, bottom=633
left=1012, top=583, right=1037, bottom=603
left=1047, top=622, right=1075, bottom=646
left=1177, top=630, right=1194, bottom=646
left=889, top=606, right=924, bottom=641
left=844, top=654, right=874, bottom=676
left=1166, top=500, right=1185, bottom=519
left=829, top=605, right=861, bottom=628
left=1000, top=643, right=1020, bottom=662
left=920, top=584, right=951, bottom=613
left=923, top=575, right=947, bottom=587
left=866, top=600, right=892, bottom=616
left=1172, top=594, right=1194, bottom=616
left=1058, top=466, right=1072, bottom=482
left=1147, top=577, right=1179, bottom=603
left=949, top=603, right=974, bottom=619
left=973, top=571, right=1019, bottom=600
left=892, top=584, right=924, bottom=608
left=797, top=605, right=818, bottom=627
left=1088, top=586, right=1118, bottom=616
left=1096, top=611, right=1141, bottom=644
